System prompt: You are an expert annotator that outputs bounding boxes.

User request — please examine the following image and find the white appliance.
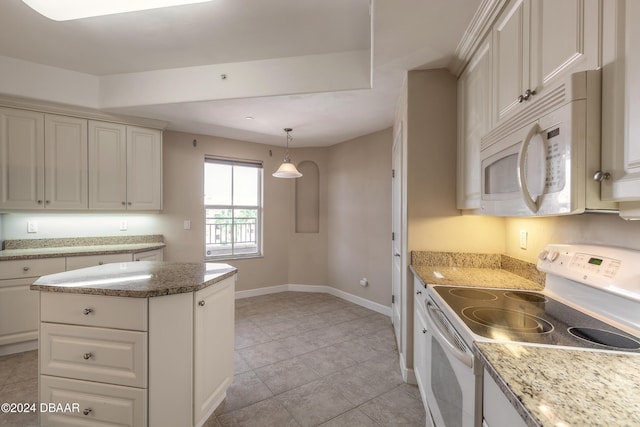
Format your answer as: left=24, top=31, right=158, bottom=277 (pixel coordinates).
left=423, top=244, right=640, bottom=427
left=480, top=70, right=617, bottom=216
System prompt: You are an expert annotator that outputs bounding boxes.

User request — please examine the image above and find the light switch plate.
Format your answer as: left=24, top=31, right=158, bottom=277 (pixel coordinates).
left=119, top=220, right=128, bottom=231
left=520, top=230, right=528, bottom=249
left=27, top=221, right=38, bottom=233
left=183, top=220, right=191, bottom=230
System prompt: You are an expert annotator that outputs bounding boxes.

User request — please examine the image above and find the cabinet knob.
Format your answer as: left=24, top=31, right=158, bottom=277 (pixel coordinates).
left=83, top=352, right=93, bottom=360
left=98, top=261, right=103, bottom=265
left=23, top=266, right=30, bottom=272
left=198, top=300, right=206, bottom=307
left=37, top=200, right=43, bottom=204
left=416, top=290, right=422, bottom=295
left=422, top=328, right=427, bottom=334
left=518, top=94, right=525, bottom=103
left=45, top=200, right=50, bottom=204
left=593, top=171, right=611, bottom=182
left=128, top=202, right=132, bottom=206
left=83, top=308, right=93, bottom=315
left=121, top=201, right=126, bottom=206
left=83, top=408, right=92, bottom=416
left=522, top=88, right=536, bottom=101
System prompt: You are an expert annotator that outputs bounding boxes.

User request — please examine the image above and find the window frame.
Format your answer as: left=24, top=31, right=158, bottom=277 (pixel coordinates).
left=204, top=156, right=263, bottom=260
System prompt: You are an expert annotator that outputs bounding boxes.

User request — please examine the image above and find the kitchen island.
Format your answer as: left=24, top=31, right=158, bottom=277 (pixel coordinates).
left=31, top=261, right=237, bottom=427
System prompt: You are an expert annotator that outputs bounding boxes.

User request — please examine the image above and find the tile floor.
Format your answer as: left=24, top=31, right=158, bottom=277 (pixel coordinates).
left=0, top=291, right=426, bottom=427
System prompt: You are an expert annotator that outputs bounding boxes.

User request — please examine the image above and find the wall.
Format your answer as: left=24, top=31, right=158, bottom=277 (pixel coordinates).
left=327, top=128, right=393, bottom=307
left=505, top=214, right=640, bottom=263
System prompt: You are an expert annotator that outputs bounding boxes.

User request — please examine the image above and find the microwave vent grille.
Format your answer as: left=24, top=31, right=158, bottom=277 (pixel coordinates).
left=480, top=70, right=596, bottom=152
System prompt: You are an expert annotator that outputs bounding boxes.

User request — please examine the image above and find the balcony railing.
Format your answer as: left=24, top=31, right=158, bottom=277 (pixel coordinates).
left=205, top=216, right=257, bottom=256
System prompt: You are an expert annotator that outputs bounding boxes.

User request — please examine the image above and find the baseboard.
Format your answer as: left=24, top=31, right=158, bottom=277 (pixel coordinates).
left=0, top=339, right=38, bottom=357
left=235, top=284, right=392, bottom=317
left=400, top=351, right=417, bottom=385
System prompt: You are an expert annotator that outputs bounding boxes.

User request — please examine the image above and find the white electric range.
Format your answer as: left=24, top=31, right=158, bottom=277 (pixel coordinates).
left=422, top=244, right=640, bottom=427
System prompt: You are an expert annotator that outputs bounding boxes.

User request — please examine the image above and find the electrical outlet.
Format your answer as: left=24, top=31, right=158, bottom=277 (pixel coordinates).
left=119, top=220, right=128, bottom=231
left=183, top=220, right=191, bottom=230
left=27, top=221, right=38, bottom=233
left=520, top=230, right=528, bottom=249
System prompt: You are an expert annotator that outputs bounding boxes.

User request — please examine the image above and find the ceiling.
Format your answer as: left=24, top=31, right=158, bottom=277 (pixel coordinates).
left=0, top=0, right=482, bottom=147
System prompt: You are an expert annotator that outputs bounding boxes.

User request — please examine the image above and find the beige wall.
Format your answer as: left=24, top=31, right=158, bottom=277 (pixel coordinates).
left=405, top=69, right=504, bottom=255
left=505, top=214, right=640, bottom=263
left=327, top=128, right=393, bottom=307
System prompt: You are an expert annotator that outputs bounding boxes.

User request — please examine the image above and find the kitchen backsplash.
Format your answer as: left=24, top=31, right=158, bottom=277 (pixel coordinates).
left=412, top=251, right=545, bottom=286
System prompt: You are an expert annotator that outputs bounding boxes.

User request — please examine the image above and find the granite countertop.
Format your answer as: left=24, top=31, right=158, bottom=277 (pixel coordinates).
left=31, top=261, right=237, bottom=298
left=0, top=235, right=165, bottom=261
left=476, top=342, right=640, bottom=427
left=410, top=251, right=544, bottom=291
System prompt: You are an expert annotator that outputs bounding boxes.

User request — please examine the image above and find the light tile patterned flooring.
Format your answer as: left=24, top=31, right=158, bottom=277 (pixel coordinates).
left=0, top=291, right=426, bottom=427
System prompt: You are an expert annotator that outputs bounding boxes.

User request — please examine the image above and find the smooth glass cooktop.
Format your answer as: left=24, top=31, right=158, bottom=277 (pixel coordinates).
left=433, top=286, right=640, bottom=352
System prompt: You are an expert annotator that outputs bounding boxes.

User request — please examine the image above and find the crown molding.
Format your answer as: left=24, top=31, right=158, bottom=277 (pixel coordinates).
left=448, top=0, right=509, bottom=77
left=0, top=94, right=167, bottom=130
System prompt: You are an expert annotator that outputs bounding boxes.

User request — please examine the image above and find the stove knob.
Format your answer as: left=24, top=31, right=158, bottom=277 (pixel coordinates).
left=547, top=250, right=560, bottom=262
left=538, top=249, right=549, bottom=261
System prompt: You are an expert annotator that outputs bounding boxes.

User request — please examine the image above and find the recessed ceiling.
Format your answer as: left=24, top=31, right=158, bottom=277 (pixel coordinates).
left=0, top=0, right=482, bottom=147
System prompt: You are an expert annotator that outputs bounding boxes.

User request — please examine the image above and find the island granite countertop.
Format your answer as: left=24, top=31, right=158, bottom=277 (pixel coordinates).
left=31, top=261, right=237, bottom=298
left=476, top=342, right=640, bottom=427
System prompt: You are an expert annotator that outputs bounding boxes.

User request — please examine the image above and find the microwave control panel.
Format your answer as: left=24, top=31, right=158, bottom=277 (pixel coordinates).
left=543, top=126, right=566, bottom=193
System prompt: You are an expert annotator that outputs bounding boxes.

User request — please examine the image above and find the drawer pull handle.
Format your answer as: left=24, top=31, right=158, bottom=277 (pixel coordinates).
left=83, top=308, right=93, bottom=315
left=422, top=328, right=427, bottom=334
left=23, top=266, right=30, bottom=272
left=83, top=408, right=92, bottom=416
left=98, top=261, right=104, bottom=265
left=198, top=300, right=206, bottom=307
left=416, top=290, right=422, bottom=295
left=83, top=352, right=93, bottom=360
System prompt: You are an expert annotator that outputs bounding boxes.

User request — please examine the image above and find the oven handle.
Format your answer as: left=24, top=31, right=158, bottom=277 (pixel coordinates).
left=426, top=301, right=473, bottom=368
left=517, top=123, right=542, bottom=214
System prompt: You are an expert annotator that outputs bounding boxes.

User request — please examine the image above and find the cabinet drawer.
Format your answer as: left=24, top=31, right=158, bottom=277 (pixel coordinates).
left=0, top=257, right=66, bottom=280
left=414, top=275, right=428, bottom=307
left=133, top=249, right=163, bottom=262
left=66, top=253, right=133, bottom=271
left=40, top=375, right=147, bottom=427
left=41, top=292, right=148, bottom=330
left=41, top=323, right=147, bottom=388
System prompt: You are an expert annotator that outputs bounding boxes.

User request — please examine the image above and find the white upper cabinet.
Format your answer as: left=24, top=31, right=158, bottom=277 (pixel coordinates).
left=457, top=37, right=492, bottom=210
left=44, top=114, right=88, bottom=209
left=601, top=0, right=640, bottom=209
left=126, top=126, right=162, bottom=211
left=89, top=121, right=127, bottom=209
left=89, top=122, right=162, bottom=211
left=492, top=0, right=600, bottom=124
left=0, top=107, right=44, bottom=209
left=0, top=110, right=88, bottom=210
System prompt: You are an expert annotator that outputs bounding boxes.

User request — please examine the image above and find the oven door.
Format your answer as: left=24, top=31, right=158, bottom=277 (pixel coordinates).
left=424, top=299, right=482, bottom=427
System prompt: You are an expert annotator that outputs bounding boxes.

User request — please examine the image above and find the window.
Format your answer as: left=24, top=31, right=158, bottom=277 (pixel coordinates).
left=204, top=157, right=262, bottom=259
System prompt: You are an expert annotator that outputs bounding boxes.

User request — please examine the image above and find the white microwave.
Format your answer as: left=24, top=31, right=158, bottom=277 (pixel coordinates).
left=479, top=70, right=617, bottom=216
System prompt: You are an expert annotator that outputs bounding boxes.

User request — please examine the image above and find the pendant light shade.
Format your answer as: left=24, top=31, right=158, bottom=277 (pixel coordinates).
left=273, top=128, right=302, bottom=178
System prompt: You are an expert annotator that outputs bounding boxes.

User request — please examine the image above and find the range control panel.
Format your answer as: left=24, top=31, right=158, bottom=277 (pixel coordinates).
left=537, top=244, right=640, bottom=302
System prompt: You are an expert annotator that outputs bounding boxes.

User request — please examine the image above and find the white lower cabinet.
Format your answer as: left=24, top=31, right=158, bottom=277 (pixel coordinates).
left=133, top=249, right=163, bottom=262
left=412, top=276, right=430, bottom=414
left=482, top=369, right=527, bottom=427
left=65, top=248, right=164, bottom=270
left=0, top=258, right=65, bottom=355
left=38, top=274, right=235, bottom=427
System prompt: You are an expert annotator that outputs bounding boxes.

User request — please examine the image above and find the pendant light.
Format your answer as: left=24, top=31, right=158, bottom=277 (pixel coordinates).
left=273, top=128, right=303, bottom=178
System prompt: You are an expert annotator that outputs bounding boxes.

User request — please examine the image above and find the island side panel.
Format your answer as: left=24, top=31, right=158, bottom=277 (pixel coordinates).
left=149, top=292, right=193, bottom=427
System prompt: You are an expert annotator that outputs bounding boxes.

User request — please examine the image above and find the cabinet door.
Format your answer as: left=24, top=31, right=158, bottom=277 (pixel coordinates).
left=529, top=0, right=600, bottom=95
left=0, top=278, right=39, bottom=346
left=0, top=107, right=45, bottom=209
left=44, top=114, right=88, bottom=209
left=127, top=126, right=162, bottom=210
left=193, top=277, right=234, bottom=425
left=89, top=121, right=127, bottom=210
left=492, top=0, right=531, bottom=124
left=66, top=253, right=133, bottom=271
left=413, top=298, right=429, bottom=411
left=601, top=0, right=640, bottom=203
left=458, top=38, right=492, bottom=209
